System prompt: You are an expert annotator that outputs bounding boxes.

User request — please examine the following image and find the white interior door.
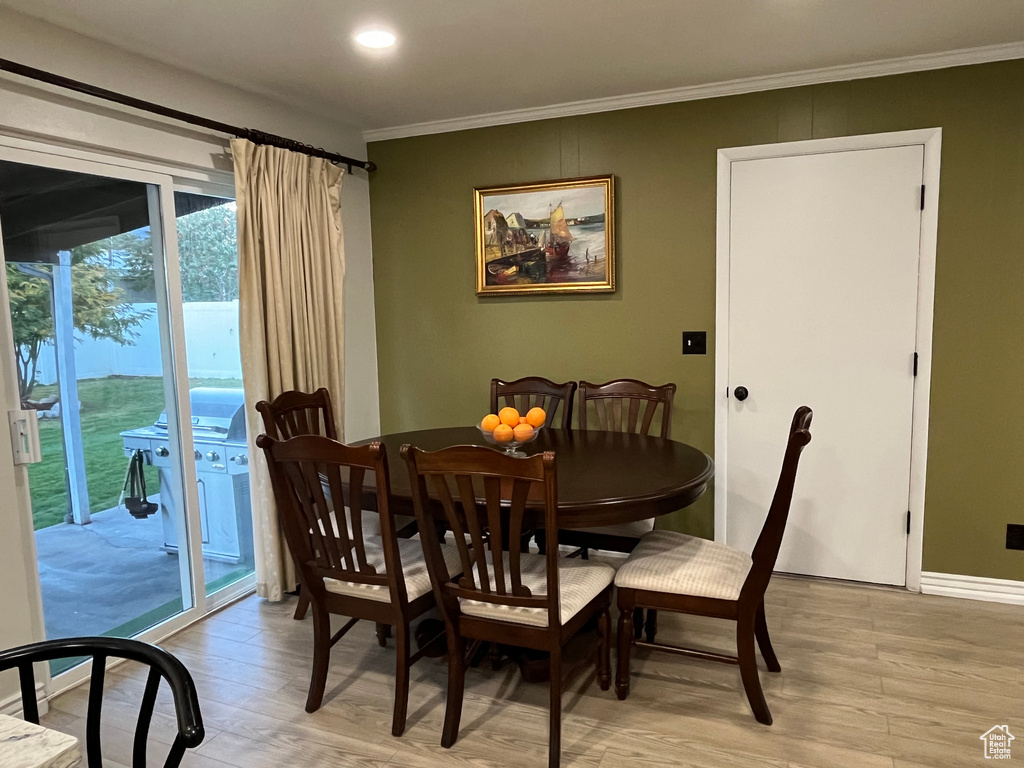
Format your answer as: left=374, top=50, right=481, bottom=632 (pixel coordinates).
left=723, top=144, right=925, bottom=586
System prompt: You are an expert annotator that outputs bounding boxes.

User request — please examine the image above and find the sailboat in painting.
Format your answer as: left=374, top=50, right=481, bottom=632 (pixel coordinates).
left=545, top=203, right=573, bottom=260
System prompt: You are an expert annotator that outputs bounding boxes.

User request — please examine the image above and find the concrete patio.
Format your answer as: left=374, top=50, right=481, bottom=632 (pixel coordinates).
left=34, top=499, right=249, bottom=641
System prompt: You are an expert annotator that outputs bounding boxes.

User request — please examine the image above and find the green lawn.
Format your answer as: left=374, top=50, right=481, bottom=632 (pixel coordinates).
left=28, top=376, right=243, bottom=530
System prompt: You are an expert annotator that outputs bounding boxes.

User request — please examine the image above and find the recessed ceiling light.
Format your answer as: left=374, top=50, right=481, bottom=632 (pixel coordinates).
left=355, top=30, right=396, bottom=49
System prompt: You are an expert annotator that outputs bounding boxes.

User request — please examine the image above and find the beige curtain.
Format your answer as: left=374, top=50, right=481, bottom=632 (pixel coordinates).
left=233, top=138, right=346, bottom=601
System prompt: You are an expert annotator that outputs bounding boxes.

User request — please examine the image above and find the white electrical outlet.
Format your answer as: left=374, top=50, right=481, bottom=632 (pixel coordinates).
left=8, top=409, right=42, bottom=465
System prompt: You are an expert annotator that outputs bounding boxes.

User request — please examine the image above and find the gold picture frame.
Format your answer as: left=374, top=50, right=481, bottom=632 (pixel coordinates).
left=474, top=174, right=615, bottom=296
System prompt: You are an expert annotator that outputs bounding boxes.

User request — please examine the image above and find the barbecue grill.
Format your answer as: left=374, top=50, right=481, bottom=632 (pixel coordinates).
left=121, top=388, right=253, bottom=563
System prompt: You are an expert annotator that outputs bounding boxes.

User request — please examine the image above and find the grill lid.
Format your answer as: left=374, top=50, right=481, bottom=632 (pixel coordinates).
left=155, top=387, right=247, bottom=441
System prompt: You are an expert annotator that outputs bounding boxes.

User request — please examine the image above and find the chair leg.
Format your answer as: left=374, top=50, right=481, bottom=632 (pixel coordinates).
left=644, top=609, right=658, bottom=643
left=305, top=603, right=330, bottom=713
left=392, top=622, right=410, bottom=737
left=633, top=607, right=644, bottom=640
left=615, top=596, right=634, bottom=700
left=597, top=606, right=611, bottom=691
left=581, top=547, right=590, bottom=560
left=294, top=589, right=310, bottom=620
left=548, top=644, right=562, bottom=768
left=441, top=635, right=466, bottom=749
left=754, top=601, right=781, bottom=673
left=737, top=613, right=772, bottom=725
left=376, top=623, right=391, bottom=647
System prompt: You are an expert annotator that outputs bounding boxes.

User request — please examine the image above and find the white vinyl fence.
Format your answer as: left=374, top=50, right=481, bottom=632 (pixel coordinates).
left=35, top=301, right=242, bottom=384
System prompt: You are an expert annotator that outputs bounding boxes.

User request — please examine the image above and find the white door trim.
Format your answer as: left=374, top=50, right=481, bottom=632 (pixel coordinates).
left=714, top=128, right=942, bottom=591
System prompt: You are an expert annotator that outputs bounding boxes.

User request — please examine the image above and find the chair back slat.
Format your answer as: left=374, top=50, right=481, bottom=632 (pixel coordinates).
left=403, top=445, right=558, bottom=622
left=300, top=460, right=347, bottom=569
left=453, top=474, right=492, bottom=593
left=258, top=435, right=398, bottom=599
left=483, top=476, right=507, bottom=596
left=578, top=379, right=676, bottom=438
left=346, top=467, right=371, bottom=570
left=742, top=407, right=814, bottom=601
left=507, top=478, right=533, bottom=597
left=490, top=377, right=577, bottom=430
left=18, top=664, right=38, bottom=723
left=428, top=474, right=476, bottom=582
left=283, top=460, right=342, bottom=570
left=626, top=398, right=640, bottom=432
left=86, top=655, right=106, bottom=768
left=133, top=666, right=161, bottom=768
left=640, top=399, right=658, bottom=435
left=256, top=388, right=338, bottom=440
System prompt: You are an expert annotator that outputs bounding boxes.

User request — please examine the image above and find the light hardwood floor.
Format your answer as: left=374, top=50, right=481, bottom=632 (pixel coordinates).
left=43, top=574, right=1023, bottom=767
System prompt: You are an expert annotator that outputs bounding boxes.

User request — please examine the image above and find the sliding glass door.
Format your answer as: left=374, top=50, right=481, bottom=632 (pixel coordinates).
left=172, top=188, right=256, bottom=597
left=0, top=142, right=253, bottom=681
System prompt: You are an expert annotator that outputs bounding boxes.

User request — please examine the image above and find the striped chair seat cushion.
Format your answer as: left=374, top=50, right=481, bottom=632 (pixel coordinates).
left=323, top=536, right=463, bottom=603
left=459, top=553, right=614, bottom=628
left=614, top=530, right=752, bottom=601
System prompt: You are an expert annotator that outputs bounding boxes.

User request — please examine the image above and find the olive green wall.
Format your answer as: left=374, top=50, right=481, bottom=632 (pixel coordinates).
left=369, top=60, right=1024, bottom=581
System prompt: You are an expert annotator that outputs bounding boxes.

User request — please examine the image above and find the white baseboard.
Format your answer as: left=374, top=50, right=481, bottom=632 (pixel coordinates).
left=0, top=681, right=48, bottom=718
left=920, top=572, right=1024, bottom=606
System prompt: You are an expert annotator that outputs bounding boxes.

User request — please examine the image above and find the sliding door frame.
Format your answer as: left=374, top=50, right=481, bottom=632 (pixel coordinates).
left=0, top=134, right=248, bottom=697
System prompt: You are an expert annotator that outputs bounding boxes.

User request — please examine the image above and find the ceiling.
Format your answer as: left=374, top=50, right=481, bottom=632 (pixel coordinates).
left=4, top=0, right=1024, bottom=136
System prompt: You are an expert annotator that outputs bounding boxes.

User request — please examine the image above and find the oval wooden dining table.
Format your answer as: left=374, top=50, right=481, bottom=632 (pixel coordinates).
left=353, top=426, right=715, bottom=528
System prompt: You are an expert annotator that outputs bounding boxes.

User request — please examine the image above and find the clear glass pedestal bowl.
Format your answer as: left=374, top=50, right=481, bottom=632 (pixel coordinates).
left=477, top=424, right=543, bottom=458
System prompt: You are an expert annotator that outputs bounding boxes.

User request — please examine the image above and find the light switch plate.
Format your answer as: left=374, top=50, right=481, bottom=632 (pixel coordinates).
left=9, top=409, right=42, bottom=464
left=683, top=331, right=707, bottom=355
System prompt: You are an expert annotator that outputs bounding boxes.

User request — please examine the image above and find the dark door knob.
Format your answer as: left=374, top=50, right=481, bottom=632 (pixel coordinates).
left=734, top=386, right=749, bottom=401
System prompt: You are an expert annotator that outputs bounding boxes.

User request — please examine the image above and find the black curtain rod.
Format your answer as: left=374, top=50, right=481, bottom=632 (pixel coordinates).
left=0, top=58, right=376, bottom=173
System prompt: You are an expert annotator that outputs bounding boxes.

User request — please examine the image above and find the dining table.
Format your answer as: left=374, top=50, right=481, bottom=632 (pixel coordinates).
left=353, top=426, right=714, bottom=528
left=353, top=426, right=714, bottom=679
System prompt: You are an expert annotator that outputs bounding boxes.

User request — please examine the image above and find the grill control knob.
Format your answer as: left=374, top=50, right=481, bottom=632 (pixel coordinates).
left=230, top=454, right=248, bottom=466
left=155, top=446, right=170, bottom=458
left=194, top=450, right=202, bottom=461
left=206, top=450, right=221, bottom=463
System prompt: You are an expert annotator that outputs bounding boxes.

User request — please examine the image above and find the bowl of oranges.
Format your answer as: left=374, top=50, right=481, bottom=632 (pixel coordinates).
left=478, top=406, right=546, bottom=457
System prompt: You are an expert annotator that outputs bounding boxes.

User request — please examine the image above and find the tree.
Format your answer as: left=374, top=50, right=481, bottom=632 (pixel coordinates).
left=8, top=241, right=149, bottom=401
left=120, top=203, right=239, bottom=302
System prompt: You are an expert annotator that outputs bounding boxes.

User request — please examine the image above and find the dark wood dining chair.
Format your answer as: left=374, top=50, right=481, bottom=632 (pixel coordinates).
left=0, top=636, right=204, bottom=767
left=256, top=388, right=339, bottom=622
left=613, top=406, right=813, bottom=726
left=257, top=434, right=464, bottom=736
left=546, top=379, right=676, bottom=559
left=490, top=376, right=577, bottom=431
left=402, top=444, right=613, bottom=768
left=255, top=387, right=338, bottom=441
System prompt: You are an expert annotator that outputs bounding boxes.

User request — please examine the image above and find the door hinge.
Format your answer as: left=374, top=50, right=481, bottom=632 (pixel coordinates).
left=913, top=352, right=919, bottom=377
left=920, top=185, right=926, bottom=210
left=906, top=510, right=911, bottom=535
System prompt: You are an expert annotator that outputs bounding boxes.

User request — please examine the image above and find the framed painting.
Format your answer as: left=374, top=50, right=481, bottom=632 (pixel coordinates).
left=474, top=174, right=615, bottom=296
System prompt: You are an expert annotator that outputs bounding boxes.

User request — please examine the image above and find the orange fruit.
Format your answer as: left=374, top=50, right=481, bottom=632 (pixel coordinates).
left=498, top=407, right=520, bottom=428
left=480, top=413, right=501, bottom=432
left=513, top=423, right=535, bottom=442
left=525, top=407, right=546, bottom=428
left=492, top=424, right=514, bottom=443
left=520, top=416, right=528, bottom=424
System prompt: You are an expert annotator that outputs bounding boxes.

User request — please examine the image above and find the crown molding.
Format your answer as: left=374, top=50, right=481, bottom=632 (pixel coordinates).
left=363, top=41, right=1024, bottom=143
